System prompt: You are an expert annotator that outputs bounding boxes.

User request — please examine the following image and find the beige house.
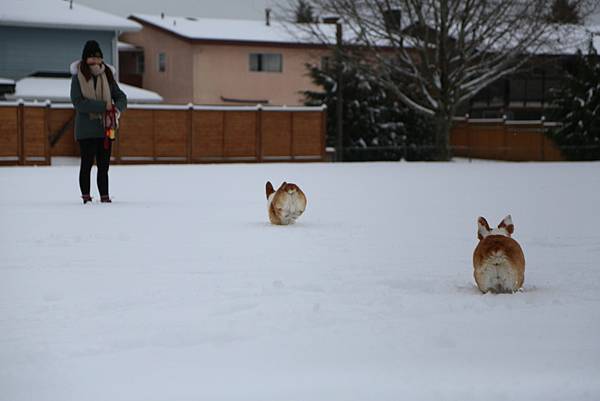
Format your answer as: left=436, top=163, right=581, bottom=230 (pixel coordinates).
left=120, top=14, right=333, bottom=105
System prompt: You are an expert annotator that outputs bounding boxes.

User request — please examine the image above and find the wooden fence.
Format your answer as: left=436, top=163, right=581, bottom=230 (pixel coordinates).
left=0, top=102, right=50, bottom=165
left=0, top=103, right=566, bottom=164
left=0, top=102, right=327, bottom=165
left=450, top=118, right=564, bottom=161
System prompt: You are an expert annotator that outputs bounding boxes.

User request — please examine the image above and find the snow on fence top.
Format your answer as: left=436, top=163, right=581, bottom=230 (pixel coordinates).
left=0, top=0, right=141, bottom=32
left=0, top=101, right=327, bottom=112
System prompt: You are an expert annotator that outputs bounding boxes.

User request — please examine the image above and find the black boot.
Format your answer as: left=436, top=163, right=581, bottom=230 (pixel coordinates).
left=100, top=195, right=112, bottom=203
left=82, top=194, right=92, bottom=204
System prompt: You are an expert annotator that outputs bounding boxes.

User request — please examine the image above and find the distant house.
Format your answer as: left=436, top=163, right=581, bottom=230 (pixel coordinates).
left=466, top=26, right=600, bottom=120
left=120, top=14, right=334, bottom=105
left=0, top=0, right=162, bottom=103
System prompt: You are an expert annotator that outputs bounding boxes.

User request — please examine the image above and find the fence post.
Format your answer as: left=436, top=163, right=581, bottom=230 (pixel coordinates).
left=187, top=103, right=193, bottom=163
left=540, top=116, right=546, bottom=161
left=256, top=104, right=262, bottom=162
left=321, top=105, right=327, bottom=161
left=44, top=100, right=51, bottom=165
left=152, top=110, right=156, bottom=163
left=288, top=106, right=295, bottom=161
left=502, top=114, right=508, bottom=161
left=115, top=112, right=121, bottom=164
left=465, top=113, right=471, bottom=162
left=17, top=100, right=25, bottom=166
left=221, top=110, right=226, bottom=160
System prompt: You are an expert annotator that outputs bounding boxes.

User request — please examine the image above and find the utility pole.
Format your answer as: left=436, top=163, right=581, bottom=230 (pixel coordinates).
left=335, top=21, right=344, bottom=162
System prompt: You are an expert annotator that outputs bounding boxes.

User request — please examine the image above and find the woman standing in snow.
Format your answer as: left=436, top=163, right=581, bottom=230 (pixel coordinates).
left=70, top=40, right=127, bottom=204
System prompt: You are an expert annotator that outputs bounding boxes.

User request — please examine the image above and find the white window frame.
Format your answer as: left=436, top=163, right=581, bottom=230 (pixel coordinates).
left=249, top=53, right=283, bottom=73
left=158, top=52, right=166, bottom=72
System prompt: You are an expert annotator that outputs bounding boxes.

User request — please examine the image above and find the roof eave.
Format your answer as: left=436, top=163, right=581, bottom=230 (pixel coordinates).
left=0, top=20, right=141, bottom=32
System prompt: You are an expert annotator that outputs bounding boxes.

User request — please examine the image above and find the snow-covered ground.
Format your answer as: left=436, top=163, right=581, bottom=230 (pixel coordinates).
left=1, top=162, right=599, bottom=401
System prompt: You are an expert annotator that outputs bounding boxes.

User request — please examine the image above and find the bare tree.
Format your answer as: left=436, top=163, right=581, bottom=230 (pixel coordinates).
left=295, top=0, right=318, bottom=23
left=546, top=0, right=585, bottom=24
left=284, top=0, right=597, bottom=160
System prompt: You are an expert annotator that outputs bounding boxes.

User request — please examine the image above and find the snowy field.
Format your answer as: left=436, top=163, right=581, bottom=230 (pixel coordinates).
left=1, top=161, right=599, bottom=401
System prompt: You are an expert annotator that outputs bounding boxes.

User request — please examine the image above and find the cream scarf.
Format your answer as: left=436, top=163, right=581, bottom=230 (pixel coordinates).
left=77, top=63, right=112, bottom=120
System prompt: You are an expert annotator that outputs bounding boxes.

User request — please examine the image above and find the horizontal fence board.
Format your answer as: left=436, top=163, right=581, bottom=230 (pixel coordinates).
left=23, top=107, right=46, bottom=162
left=292, top=112, right=323, bottom=157
left=118, top=109, right=155, bottom=158
left=0, top=107, right=18, bottom=158
left=192, top=110, right=224, bottom=159
left=261, top=111, right=292, bottom=158
left=223, top=111, right=257, bottom=158
left=155, top=110, right=188, bottom=158
left=48, top=109, right=77, bottom=157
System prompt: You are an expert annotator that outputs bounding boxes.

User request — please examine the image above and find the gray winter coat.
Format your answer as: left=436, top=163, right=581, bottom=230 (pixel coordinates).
left=69, top=61, right=127, bottom=140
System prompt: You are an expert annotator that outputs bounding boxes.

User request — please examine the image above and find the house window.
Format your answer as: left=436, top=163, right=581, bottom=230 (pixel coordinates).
left=249, top=53, right=282, bottom=72
left=136, top=53, right=145, bottom=74
left=320, top=56, right=331, bottom=70
left=158, top=52, right=166, bottom=72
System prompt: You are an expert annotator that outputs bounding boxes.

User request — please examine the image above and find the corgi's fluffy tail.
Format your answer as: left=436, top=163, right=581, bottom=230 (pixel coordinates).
left=266, top=181, right=275, bottom=199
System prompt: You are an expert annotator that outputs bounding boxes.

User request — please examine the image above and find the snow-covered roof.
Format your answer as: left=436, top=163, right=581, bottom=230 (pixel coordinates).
left=585, top=24, right=600, bottom=34
left=130, top=14, right=335, bottom=45
left=5, top=77, right=163, bottom=103
left=130, top=13, right=600, bottom=54
left=0, top=78, right=16, bottom=85
left=585, top=9, right=600, bottom=27
left=532, top=25, right=600, bottom=55
left=0, top=0, right=141, bottom=32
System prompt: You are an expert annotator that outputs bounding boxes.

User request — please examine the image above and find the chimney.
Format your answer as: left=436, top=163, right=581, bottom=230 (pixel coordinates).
left=265, top=8, right=271, bottom=26
left=322, top=15, right=340, bottom=24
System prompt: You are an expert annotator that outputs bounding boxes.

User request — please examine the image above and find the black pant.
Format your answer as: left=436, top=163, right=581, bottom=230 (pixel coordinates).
left=78, top=138, right=111, bottom=197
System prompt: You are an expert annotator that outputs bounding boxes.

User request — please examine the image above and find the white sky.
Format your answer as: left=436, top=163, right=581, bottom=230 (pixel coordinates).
left=73, top=0, right=293, bottom=20
left=73, top=0, right=600, bottom=25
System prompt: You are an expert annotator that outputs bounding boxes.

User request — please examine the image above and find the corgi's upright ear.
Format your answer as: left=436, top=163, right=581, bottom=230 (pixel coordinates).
left=266, top=181, right=275, bottom=199
left=477, top=217, right=491, bottom=240
left=498, top=215, right=514, bottom=236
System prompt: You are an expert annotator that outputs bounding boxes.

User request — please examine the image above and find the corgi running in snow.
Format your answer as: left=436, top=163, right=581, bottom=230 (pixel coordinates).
left=473, top=215, right=525, bottom=294
left=265, top=181, right=307, bottom=225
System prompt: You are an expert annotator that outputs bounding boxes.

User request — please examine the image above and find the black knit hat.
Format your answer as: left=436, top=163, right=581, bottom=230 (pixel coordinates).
left=81, top=40, right=103, bottom=60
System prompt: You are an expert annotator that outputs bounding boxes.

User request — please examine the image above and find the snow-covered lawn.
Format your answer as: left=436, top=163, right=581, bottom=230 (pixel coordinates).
left=1, top=162, right=599, bottom=401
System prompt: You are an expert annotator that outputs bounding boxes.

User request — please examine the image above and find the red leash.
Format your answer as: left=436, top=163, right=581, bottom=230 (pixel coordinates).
left=104, top=105, right=117, bottom=150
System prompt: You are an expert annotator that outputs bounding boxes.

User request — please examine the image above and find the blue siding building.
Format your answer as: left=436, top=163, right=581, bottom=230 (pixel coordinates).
left=0, top=0, right=141, bottom=80
left=0, top=26, right=115, bottom=79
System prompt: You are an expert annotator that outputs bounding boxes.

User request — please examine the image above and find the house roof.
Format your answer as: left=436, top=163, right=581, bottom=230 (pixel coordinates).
left=527, top=25, right=600, bottom=55
left=5, top=77, right=163, bottom=103
left=128, top=13, right=599, bottom=55
left=129, top=14, right=336, bottom=46
left=0, top=0, right=141, bottom=32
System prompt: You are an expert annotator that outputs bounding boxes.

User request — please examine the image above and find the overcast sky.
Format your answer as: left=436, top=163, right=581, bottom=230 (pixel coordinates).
left=74, top=0, right=600, bottom=25
left=74, top=0, right=293, bottom=20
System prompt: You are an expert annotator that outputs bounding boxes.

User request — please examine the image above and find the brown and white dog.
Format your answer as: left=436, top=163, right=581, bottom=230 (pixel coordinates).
left=265, top=181, right=307, bottom=225
left=473, top=215, right=526, bottom=294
